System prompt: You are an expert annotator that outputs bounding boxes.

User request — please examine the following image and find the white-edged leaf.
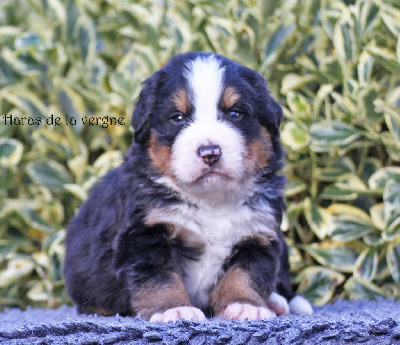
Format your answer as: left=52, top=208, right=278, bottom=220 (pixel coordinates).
left=368, top=46, right=400, bottom=74
left=397, top=35, right=400, bottom=62
left=303, top=241, right=358, bottom=273
left=370, top=203, right=385, bottom=231
left=368, top=167, right=400, bottom=190
left=303, top=198, right=334, bottom=240
left=286, top=92, right=311, bottom=120
left=93, top=150, right=123, bottom=177
left=281, top=121, right=309, bottom=151
left=0, top=138, right=23, bottom=167
left=57, top=83, right=86, bottom=134
left=387, top=241, right=400, bottom=285
left=320, top=184, right=358, bottom=201
left=26, top=160, right=73, bottom=191
left=313, top=84, right=334, bottom=118
left=0, top=257, right=35, bottom=288
left=358, top=51, right=374, bottom=85
left=63, top=184, right=88, bottom=201
left=328, top=204, right=374, bottom=241
left=285, top=177, right=307, bottom=196
left=281, top=73, right=316, bottom=94
left=27, top=281, right=50, bottom=302
left=333, top=21, right=355, bottom=62
left=335, top=174, right=367, bottom=193
left=263, top=21, right=295, bottom=66
left=296, top=266, right=345, bottom=305
left=344, top=277, right=386, bottom=300
left=310, top=121, right=361, bottom=147
left=354, top=248, right=378, bottom=281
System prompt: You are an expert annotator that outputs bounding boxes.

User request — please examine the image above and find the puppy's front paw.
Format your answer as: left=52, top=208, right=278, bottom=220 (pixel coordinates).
left=267, top=292, right=289, bottom=316
left=219, top=302, right=276, bottom=321
left=149, top=306, right=206, bottom=322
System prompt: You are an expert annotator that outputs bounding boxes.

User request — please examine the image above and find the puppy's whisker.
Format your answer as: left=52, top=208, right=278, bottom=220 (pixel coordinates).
left=244, top=154, right=266, bottom=178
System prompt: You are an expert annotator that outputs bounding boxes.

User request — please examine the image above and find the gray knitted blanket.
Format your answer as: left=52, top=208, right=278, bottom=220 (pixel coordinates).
left=0, top=299, right=399, bottom=344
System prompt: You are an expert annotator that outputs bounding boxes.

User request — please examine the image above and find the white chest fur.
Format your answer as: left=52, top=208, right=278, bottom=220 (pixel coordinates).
left=145, top=200, right=277, bottom=309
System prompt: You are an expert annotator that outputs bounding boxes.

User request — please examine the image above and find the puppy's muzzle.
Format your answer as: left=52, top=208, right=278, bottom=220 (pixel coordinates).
left=197, top=145, right=222, bottom=167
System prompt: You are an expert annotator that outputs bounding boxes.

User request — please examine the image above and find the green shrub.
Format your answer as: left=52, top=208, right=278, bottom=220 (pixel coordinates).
left=0, top=0, right=399, bottom=309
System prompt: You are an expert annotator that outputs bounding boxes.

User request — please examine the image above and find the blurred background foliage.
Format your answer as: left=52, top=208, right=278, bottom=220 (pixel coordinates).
left=0, top=0, right=399, bottom=310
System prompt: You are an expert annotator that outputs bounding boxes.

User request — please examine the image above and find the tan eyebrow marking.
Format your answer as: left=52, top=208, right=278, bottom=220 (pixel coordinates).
left=172, top=89, right=190, bottom=114
left=221, top=86, right=241, bottom=109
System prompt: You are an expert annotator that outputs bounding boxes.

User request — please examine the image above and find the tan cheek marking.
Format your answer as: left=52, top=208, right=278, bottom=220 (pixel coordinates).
left=209, top=266, right=266, bottom=316
left=148, top=132, right=173, bottom=177
left=244, top=127, right=272, bottom=176
left=222, top=86, right=241, bottom=109
left=172, top=89, right=189, bottom=114
left=131, top=272, right=192, bottom=320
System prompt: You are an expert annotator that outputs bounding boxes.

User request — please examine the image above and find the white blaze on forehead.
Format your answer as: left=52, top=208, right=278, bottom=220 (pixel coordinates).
left=185, top=55, right=225, bottom=122
left=168, top=54, right=250, bottom=202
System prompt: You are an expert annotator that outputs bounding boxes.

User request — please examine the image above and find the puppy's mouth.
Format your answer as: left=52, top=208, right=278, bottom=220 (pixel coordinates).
left=192, top=168, right=234, bottom=184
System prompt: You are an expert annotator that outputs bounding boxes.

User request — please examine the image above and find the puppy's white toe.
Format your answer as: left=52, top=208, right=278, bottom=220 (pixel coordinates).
left=149, top=306, right=206, bottom=322
left=289, top=295, right=313, bottom=315
left=267, top=292, right=289, bottom=315
left=221, top=302, right=276, bottom=321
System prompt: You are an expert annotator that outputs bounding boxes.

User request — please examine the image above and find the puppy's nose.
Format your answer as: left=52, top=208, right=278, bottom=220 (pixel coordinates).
left=197, top=145, right=222, bottom=167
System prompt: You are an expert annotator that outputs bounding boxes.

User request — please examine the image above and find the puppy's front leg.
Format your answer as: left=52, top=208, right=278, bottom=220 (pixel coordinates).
left=133, top=272, right=205, bottom=322
left=115, top=224, right=205, bottom=322
left=210, top=238, right=280, bottom=321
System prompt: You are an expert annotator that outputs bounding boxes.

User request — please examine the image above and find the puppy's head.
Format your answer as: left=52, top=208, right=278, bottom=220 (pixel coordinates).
left=132, top=52, right=283, bottom=200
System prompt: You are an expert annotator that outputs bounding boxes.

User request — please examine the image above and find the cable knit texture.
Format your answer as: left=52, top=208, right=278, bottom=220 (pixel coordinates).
left=1, top=299, right=400, bottom=344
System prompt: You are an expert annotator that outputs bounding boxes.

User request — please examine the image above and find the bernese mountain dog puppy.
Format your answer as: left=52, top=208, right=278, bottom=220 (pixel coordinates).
left=64, top=52, right=313, bottom=322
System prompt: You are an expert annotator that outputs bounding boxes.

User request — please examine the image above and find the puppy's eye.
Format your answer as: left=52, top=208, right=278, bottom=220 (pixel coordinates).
left=228, top=111, right=243, bottom=122
left=170, top=113, right=186, bottom=125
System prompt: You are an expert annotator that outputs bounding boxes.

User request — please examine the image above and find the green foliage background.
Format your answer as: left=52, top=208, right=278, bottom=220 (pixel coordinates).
left=0, top=0, right=400, bottom=309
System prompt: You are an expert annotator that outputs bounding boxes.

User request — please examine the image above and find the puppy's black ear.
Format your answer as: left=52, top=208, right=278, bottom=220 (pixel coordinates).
left=131, top=71, right=163, bottom=144
left=246, top=71, right=283, bottom=136
left=264, top=92, right=283, bottom=137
